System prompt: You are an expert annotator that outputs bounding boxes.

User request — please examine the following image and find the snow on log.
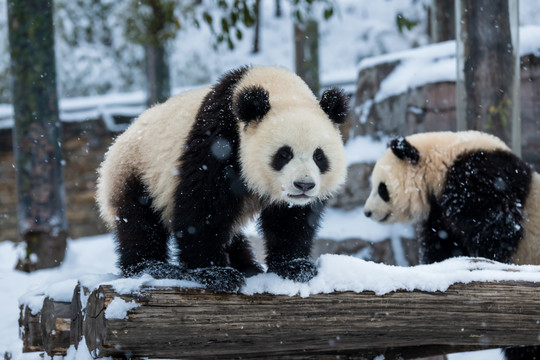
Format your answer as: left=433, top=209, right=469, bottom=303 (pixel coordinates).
left=84, top=281, right=540, bottom=359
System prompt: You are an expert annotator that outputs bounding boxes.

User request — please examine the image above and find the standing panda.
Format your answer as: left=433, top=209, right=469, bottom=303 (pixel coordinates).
left=97, top=65, right=349, bottom=292
left=363, top=131, right=540, bottom=265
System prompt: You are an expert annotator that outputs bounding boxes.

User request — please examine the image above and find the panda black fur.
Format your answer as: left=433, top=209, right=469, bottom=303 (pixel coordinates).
left=363, top=131, right=540, bottom=265
left=97, top=65, right=349, bottom=292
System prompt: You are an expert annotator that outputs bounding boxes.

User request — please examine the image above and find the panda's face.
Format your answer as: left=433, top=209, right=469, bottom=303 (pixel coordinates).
left=364, top=138, right=430, bottom=224
left=238, top=107, right=347, bottom=206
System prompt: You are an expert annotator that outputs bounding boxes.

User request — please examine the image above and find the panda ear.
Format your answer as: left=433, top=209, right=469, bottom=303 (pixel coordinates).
left=319, top=88, right=349, bottom=125
left=390, top=137, right=420, bottom=164
left=233, top=86, right=271, bottom=124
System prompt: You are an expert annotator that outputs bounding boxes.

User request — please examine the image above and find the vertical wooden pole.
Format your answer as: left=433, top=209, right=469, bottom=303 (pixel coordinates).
left=8, top=0, right=67, bottom=270
left=455, top=0, right=520, bottom=154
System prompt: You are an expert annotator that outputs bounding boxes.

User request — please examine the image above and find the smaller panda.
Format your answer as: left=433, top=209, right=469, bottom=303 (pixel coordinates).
left=363, top=131, right=540, bottom=265
left=97, top=65, right=349, bottom=292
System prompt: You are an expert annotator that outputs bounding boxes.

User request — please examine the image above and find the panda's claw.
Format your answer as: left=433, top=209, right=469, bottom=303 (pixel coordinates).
left=187, top=266, right=246, bottom=293
left=268, top=258, right=318, bottom=283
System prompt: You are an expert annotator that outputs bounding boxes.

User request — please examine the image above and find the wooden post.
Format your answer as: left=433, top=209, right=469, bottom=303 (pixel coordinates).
left=84, top=282, right=540, bottom=359
left=455, top=0, right=521, bottom=154
left=7, top=0, right=68, bottom=271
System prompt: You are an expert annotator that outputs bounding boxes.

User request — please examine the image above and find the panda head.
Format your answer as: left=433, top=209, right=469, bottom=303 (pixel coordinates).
left=363, top=136, right=429, bottom=224
left=233, top=67, right=349, bottom=206
left=363, top=131, right=511, bottom=224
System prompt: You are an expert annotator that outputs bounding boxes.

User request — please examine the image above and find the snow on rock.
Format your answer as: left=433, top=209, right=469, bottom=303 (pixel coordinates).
left=358, top=25, right=540, bottom=104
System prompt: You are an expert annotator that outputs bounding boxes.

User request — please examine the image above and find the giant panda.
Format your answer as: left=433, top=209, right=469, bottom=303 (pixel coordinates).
left=96, top=65, right=349, bottom=292
left=363, top=130, right=540, bottom=265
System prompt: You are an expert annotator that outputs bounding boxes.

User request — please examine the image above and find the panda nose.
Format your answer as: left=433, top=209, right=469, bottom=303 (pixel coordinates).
left=294, top=181, right=315, bottom=192
left=364, top=210, right=372, bottom=218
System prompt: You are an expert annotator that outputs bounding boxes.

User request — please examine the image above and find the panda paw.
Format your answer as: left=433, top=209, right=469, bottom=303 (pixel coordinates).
left=268, top=258, right=318, bottom=282
left=240, top=262, right=265, bottom=278
left=187, top=266, right=246, bottom=293
left=122, top=261, right=185, bottom=279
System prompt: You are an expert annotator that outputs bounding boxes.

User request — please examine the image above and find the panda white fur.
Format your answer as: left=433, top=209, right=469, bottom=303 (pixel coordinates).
left=363, top=131, right=540, bottom=265
left=97, top=65, right=349, bottom=292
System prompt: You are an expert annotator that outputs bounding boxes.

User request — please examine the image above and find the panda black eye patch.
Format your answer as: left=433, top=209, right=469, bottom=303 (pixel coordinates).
left=378, top=182, right=390, bottom=202
left=272, top=146, right=294, bottom=171
left=313, top=148, right=329, bottom=173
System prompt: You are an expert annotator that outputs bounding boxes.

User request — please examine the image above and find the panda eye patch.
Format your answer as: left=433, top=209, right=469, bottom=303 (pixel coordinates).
left=272, top=146, right=294, bottom=171
left=313, top=148, right=329, bottom=173
left=378, top=182, right=390, bottom=202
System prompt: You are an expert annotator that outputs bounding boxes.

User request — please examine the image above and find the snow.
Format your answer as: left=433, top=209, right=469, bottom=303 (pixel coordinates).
left=3, top=234, right=540, bottom=358
left=104, top=297, right=140, bottom=320
left=359, top=25, right=540, bottom=103
left=344, top=134, right=390, bottom=165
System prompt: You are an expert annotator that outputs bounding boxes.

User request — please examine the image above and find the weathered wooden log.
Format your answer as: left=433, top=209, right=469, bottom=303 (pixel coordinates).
left=84, top=281, right=540, bottom=359
left=18, top=304, right=42, bottom=353
left=41, top=297, right=71, bottom=356
left=70, top=282, right=91, bottom=348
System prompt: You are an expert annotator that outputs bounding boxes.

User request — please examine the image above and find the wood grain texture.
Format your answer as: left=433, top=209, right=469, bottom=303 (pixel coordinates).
left=18, top=305, right=42, bottom=353
left=41, top=298, right=71, bottom=356
left=84, top=281, right=540, bottom=359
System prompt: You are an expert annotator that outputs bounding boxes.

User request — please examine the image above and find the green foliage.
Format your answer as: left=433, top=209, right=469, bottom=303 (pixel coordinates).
left=396, top=12, right=419, bottom=33
left=290, top=0, right=336, bottom=24
left=123, top=0, right=184, bottom=46
left=200, top=0, right=256, bottom=50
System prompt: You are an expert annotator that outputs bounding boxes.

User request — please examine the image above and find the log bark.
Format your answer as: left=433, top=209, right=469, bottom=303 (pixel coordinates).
left=41, top=298, right=71, bottom=356
left=18, top=305, right=42, bottom=353
left=84, top=281, right=540, bottom=359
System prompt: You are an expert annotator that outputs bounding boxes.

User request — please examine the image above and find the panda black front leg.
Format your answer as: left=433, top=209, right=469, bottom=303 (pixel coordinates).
left=260, top=201, right=325, bottom=282
left=172, top=163, right=249, bottom=293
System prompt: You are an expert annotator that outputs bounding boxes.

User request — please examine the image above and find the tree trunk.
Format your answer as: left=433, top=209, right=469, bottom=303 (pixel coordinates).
left=455, top=0, right=521, bottom=154
left=7, top=0, right=67, bottom=271
left=294, top=19, right=320, bottom=96
left=429, top=0, right=455, bottom=42
left=252, top=0, right=261, bottom=54
left=145, top=43, right=170, bottom=106
left=275, top=0, right=281, bottom=17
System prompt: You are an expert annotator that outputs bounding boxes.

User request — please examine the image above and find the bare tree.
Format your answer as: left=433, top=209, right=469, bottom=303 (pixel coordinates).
left=7, top=0, right=68, bottom=271
left=429, top=0, right=455, bottom=42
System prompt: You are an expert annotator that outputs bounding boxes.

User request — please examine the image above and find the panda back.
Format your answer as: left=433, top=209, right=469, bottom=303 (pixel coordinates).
left=96, top=87, right=210, bottom=228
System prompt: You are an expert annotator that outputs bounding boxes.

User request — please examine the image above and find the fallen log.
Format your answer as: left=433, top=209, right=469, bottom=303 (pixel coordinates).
left=40, top=297, right=71, bottom=356
left=83, top=281, right=540, bottom=359
left=18, top=304, right=42, bottom=353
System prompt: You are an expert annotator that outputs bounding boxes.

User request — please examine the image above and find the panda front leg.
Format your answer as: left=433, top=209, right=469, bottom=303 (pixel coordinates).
left=260, top=201, right=325, bottom=282
left=172, top=181, right=248, bottom=293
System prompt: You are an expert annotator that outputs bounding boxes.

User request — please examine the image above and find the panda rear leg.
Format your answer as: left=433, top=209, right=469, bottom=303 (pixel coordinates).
left=114, top=175, right=181, bottom=278
left=226, top=233, right=264, bottom=277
